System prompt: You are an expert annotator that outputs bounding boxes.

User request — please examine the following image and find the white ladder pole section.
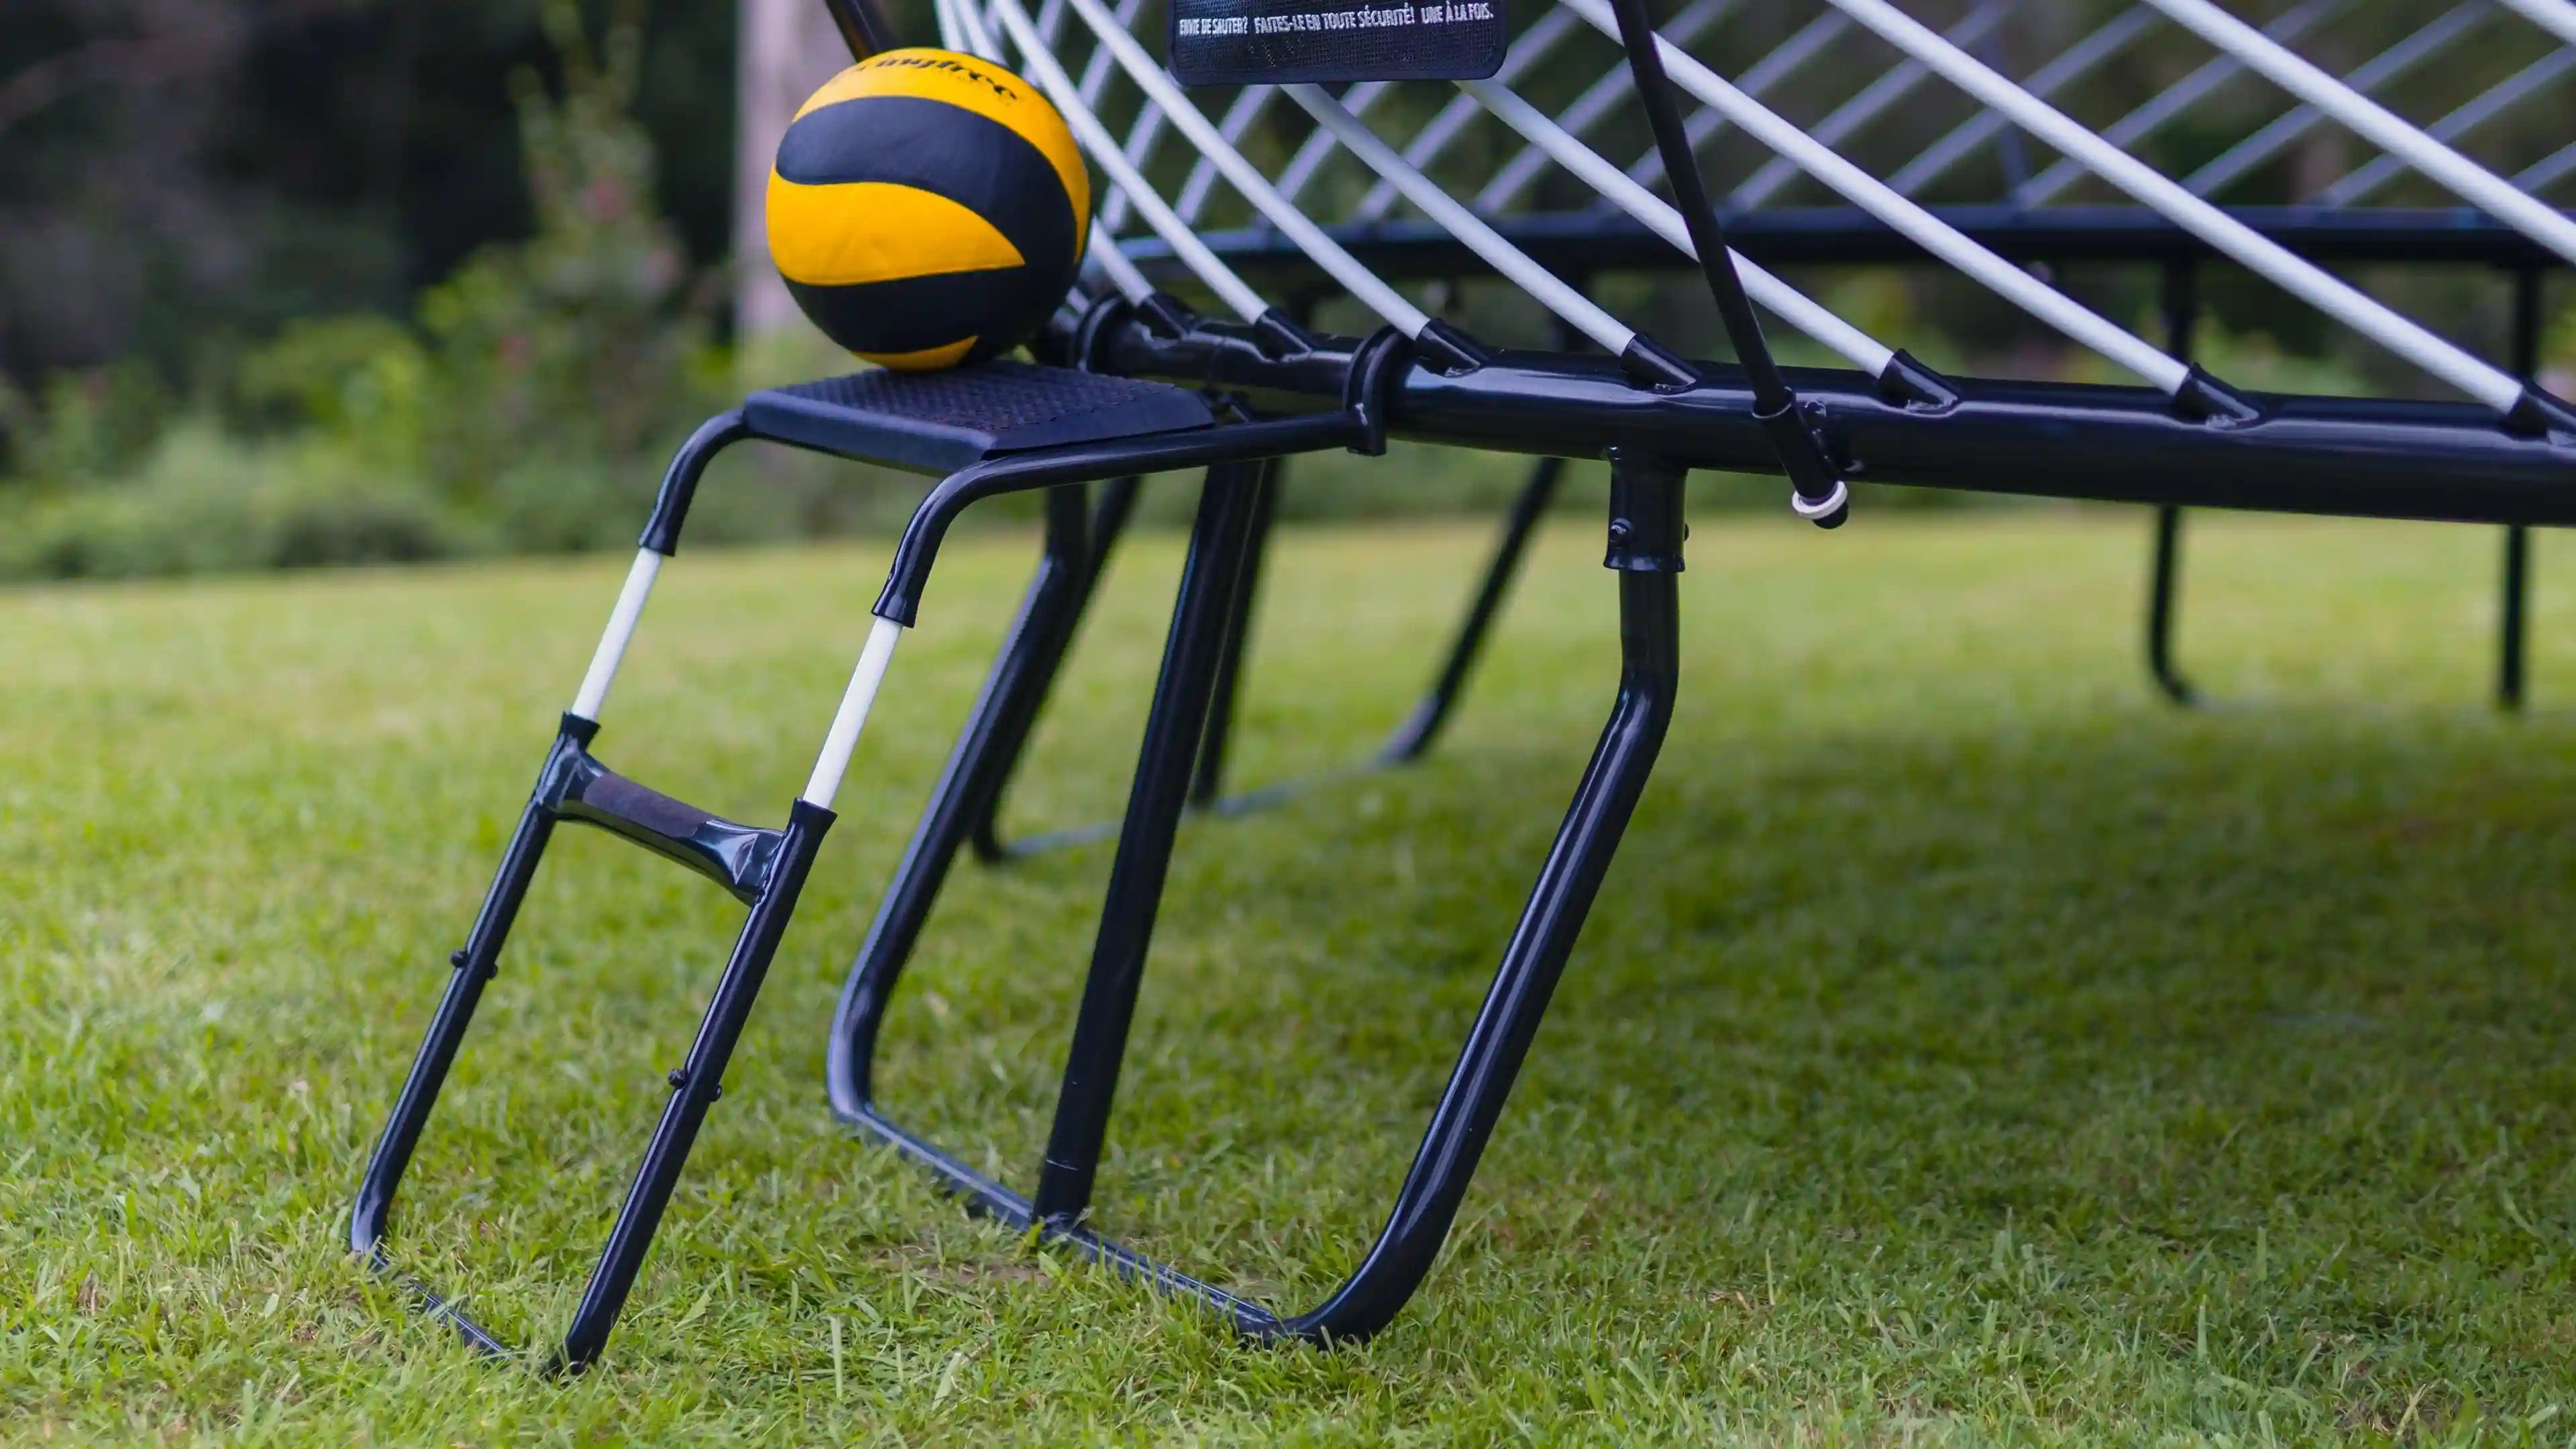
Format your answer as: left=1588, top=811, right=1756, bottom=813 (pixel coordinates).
left=2185, top=3, right=2484, bottom=199
left=1285, top=84, right=1635, bottom=354
left=1626, top=12, right=1852, bottom=191
left=2317, top=49, right=2576, bottom=209
left=989, top=0, right=1271, bottom=320
left=1177, top=85, right=1286, bottom=223
left=1475, top=0, right=1735, bottom=212
left=1462, top=79, right=1895, bottom=376
left=1733, top=0, right=2015, bottom=209
left=1562, top=0, right=2188, bottom=392
left=1275, top=83, right=1393, bottom=203
left=1813, top=0, right=2524, bottom=411
left=2497, top=0, right=2576, bottom=50
left=801, top=616, right=906, bottom=810
left=1352, top=7, right=1588, bottom=220
left=570, top=549, right=664, bottom=723
left=2016, top=0, right=2347, bottom=207
left=1885, top=6, right=2162, bottom=198
left=932, top=0, right=965, bottom=50
left=1049, top=0, right=1434, bottom=335
left=2135, top=0, right=2576, bottom=268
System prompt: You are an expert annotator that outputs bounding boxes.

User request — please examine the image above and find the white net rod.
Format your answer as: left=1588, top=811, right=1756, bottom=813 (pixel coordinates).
left=1095, top=97, right=1171, bottom=233
left=1818, top=0, right=2522, bottom=411
left=1627, top=11, right=1853, bottom=192
left=1564, top=0, right=2191, bottom=392
left=1285, top=83, right=1638, bottom=354
left=2184, top=3, right=2482, bottom=199
left=2015, top=0, right=2345, bottom=207
left=2316, top=48, right=2576, bottom=209
left=2498, top=0, right=2576, bottom=52
left=1175, top=86, right=1282, bottom=222
left=1886, top=5, right=2161, bottom=198
left=2136, top=0, right=2576, bottom=267
left=989, top=0, right=1271, bottom=319
left=1462, top=78, right=1897, bottom=375
left=1275, top=84, right=1391, bottom=203
left=1477, top=0, right=1735, bottom=212
left=1732, top=0, right=2014, bottom=209
left=1073, top=0, right=1148, bottom=109
left=1053, top=0, right=1434, bottom=334
left=1350, top=7, right=1590, bottom=221
left=2521, top=138, right=2576, bottom=194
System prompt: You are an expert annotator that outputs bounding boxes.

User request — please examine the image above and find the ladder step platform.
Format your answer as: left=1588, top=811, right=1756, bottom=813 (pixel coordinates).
left=744, top=360, right=1216, bottom=475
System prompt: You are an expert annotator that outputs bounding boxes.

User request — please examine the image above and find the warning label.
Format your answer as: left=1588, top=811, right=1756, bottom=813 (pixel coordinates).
left=1169, top=0, right=1504, bottom=84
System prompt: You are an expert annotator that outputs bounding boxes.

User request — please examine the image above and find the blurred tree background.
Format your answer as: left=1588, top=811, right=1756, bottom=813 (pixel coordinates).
left=0, top=0, right=2569, bottom=578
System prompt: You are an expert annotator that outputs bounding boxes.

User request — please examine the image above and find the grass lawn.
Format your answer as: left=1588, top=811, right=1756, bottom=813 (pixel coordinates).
left=6, top=499, right=2576, bottom=1444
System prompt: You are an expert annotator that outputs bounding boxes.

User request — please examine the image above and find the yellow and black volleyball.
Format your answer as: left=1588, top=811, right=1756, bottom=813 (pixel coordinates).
left=767, top=49, right=1091, bottom=371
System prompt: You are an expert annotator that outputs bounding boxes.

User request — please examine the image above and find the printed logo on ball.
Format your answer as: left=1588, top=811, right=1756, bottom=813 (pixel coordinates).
left=1168, top=0, right=1505, bottom=85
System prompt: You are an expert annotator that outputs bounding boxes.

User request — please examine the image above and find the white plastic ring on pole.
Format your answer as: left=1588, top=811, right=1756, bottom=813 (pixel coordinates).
left=802, top=616, right=906, bottom=810
left=1790, top=479, right=1850, bottom=521
left=1813, top=0, right=2524, bottom=412
left=570, top=549, right=663, bottom=724
left=1562, top=0, right=2190, bottom=394
left=987, top=0, right=1271, bottom=321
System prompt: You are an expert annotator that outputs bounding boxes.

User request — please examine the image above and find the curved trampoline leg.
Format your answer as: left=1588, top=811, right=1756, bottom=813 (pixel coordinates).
left=837, top=450, right=1686, bottom=1346
left=965, top=476, right=1143, bottom=861
left=826, top=486, right=1096, bottom=1118
left=2146, top=504, right=2196, bottom=707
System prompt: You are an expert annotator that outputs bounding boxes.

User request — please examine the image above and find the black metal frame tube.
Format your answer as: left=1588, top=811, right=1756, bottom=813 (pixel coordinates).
left=2146, top=259, right=2200, bottom=707
left=827, top=451, right=1686, bottom=1344
left=1191, top=461, right=1281, bottom=807
left=1034, top=465, right=1268, bottom=1222
left=2502, top=266, right=2544, bottom=711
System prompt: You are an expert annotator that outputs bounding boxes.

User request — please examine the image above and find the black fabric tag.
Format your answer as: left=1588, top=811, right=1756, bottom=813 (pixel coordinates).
left=1168, top=0, right=1505, bottom=85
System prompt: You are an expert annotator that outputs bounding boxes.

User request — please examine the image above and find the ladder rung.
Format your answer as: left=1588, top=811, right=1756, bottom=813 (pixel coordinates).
left=543, top=748, right=782, bottom=902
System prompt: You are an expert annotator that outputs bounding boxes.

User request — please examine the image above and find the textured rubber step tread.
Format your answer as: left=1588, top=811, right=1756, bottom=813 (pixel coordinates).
left=745, top=360, right=1216, bottom=474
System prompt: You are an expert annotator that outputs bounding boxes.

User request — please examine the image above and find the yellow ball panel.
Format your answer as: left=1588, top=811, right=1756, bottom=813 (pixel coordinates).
left=792, top=49, right=1089, bottom=255
left=766, top=176, right=1025, bottom=287
left=857, top=337, right=981, bottom=372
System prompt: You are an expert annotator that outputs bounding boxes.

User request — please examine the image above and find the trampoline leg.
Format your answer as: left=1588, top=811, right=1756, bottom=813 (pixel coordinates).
left=2147, top=504, right=2195, bottom=707
left=2145, top=260, right=2200, bottom=708
left=2502, top=527, right=2531, bottom=712
left=1191, top=459, right=1282, bottom=806
left=828, top=487, right=1095, bottom=1114
left=1034, top=464, right=1269, bottom=1224
left=2502, top=268, right=2543, bottom=713
left=833, top=455, right=1683, bottom=1342
left=1383, top=454, right=1566, bottom=763
left=965, top=477, right=1142, bottom=863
